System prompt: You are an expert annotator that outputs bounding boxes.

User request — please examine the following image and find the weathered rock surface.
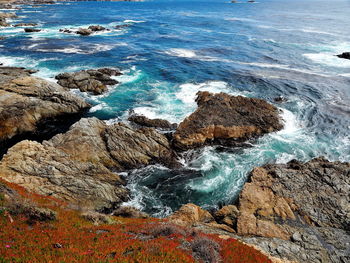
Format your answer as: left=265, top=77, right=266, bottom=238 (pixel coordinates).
left=0, top=117, right=178, bottom=210
left=0, top=67, right=90, bottom=145
left=128, top=114, right=177, bottom=130
left=168, top=203, right=215, bottom=227
left=337, top=52, right=350, bottom=60
left=219, top=158, right=350, bottom=262
left=173, top=91, right=283, bottom=150
left=55, top=68, right=121, bottom=95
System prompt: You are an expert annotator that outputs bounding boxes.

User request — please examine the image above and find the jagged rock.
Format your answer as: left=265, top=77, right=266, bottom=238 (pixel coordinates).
left=235, top=158, right=350, bottom=262
left=0, top=139, right=128, bottom=211
left=128, top=114, right=177, bottom=130
left=173, top=91, right=283, bottom=150
left=214, top=205, right=239, bottom=229
left=113, top=206, right=149, bottom=218
left=0, top=116, right=179, bottom=211
left=24, top=28, right=41, bottom=32
left=104, top=122, right=179, bottom=169
left=168, top=203, right=215, bottom=227
left=45, top=117, right=178, bottom=170
left=0, top=67, right=90, bottom=145
left=76, top=28, right=92, bottom=36
left=55, top=68, right=121, bottom=95
left=336, top=52, right=350, bottom=60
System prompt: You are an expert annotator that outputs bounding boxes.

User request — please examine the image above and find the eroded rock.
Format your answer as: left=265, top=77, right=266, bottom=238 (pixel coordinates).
left=55, top=68, right=121, bottom=95
left=173, top=91, right=283, bottom=150
left=0, top=67, right=90, bottom=146
left=168, top=203, right=215, bottom=227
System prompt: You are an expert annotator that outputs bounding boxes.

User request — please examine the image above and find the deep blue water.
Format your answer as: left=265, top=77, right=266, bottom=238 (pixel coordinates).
left=1, top=0, right=350, bottom=216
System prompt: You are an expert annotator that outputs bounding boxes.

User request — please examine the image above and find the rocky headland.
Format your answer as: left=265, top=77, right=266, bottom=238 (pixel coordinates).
left=0, top=2, right=349, bottom=262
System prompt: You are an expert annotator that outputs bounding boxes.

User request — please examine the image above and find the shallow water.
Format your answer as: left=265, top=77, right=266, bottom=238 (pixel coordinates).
left=1, top=0, right=349, bottom=217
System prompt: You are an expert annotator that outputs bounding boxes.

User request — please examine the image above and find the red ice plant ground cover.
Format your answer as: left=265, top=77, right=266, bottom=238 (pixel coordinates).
left=0, top=179, right=272, bottom=263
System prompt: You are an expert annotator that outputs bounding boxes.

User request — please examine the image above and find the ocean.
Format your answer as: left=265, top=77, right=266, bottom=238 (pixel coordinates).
left=1, top=0, right=349, bottom=217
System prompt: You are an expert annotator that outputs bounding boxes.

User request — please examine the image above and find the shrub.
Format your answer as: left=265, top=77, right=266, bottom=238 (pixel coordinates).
left=81, top=211, right=115, bottom=225
left=191, top=236, right=221, bottom=263
left=151, top=224, right=187, bottom=237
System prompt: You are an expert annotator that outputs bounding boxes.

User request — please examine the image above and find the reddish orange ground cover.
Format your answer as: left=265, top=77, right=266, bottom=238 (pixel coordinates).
left=0, top=179, right=272, bottom=263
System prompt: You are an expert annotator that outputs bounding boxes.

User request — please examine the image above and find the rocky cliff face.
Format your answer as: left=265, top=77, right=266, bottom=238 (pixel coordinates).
left=0, top=67, right=90, bottom=151
left=0, top=117, right=178, bottom=211
left=173, top=91, right=283, bottom=150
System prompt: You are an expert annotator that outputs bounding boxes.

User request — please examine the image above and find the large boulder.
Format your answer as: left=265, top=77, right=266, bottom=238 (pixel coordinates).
left=168, top=203, right=215, bottom=227
left=0, top=67, right=90, bottom=146
left=55, top=68, right=121, bottom=95
left=173, top=91, right=283, bottom=150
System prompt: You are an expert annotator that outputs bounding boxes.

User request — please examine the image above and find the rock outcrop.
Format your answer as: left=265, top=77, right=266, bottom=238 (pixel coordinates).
left=0, top=67, right=90, bottom=147
left=128, top=114, right=177, bottom=130
left=336, top=52, right=350, bottom=60
left=55, top=68, right=121, bottom=95
left=0, top=117, right=178, bottom=211
left=60, top=25, right=109, bottom=36
left=174, top=158, right=350, bottom=263
left=173, top=91, right=283, bottom=150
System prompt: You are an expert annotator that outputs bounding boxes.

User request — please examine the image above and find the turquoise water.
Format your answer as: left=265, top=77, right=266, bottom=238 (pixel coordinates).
left=1, top=0, right=349, bottom=216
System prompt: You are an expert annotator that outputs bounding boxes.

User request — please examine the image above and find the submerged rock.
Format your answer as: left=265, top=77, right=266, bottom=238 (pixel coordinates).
left=337, top=52, right=350, bottom=60
left=173, top=91, right=283, bottom=150
left=128, top=114, right=178, bottom=130
left=55, top=68, right=122, bottom=95
left=0, top=67, right=90, bottom=146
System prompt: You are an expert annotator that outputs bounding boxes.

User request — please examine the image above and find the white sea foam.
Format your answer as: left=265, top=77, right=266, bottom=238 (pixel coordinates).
left=123, top=19, right=145, bottom=23
left=164, top=48, right=197, bottom=58
left=304, top=53, right=350, bottom=68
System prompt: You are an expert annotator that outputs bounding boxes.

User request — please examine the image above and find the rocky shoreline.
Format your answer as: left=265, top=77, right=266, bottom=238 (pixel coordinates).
left=1, top=2, right=349, bottom=263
